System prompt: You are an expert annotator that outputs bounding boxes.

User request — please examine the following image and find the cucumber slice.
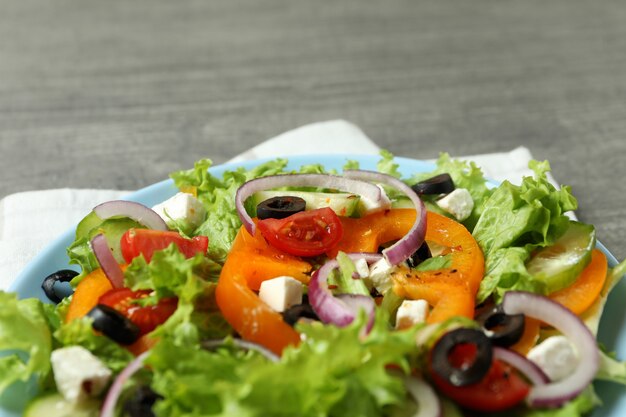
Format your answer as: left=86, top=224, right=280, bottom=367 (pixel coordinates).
left=88, top=218, right=143, bottom=263
left=526, top=221, right=596, bottom=294
left=251, top=191, right=360, bottom=217
left=75, top=211, right=103, bottom=239
left=24, top=393, right=100, bottom=417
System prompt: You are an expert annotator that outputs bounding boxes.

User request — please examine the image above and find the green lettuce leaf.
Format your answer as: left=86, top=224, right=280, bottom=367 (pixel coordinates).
left=509, top=386, right=599, bottom=417
left=0, top=293, right=53, bottom=394
left=171, top=158, right=289, bottom=262
left=596, top=349, right=626, bottom=385
left=124, top=245, right=230, bottom=345
left=475, top=161, right=577, bottom=302
left=377, top=149, right=402, bottom=179
left=409, top=153, right=491, bottom=228
left=146, top=311, right=418, bottom=417
left=53, top=317, right=134, bottom=373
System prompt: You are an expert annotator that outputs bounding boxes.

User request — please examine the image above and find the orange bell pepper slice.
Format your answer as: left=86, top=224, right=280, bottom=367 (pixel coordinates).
left=229, top=222, right=312, bottom=290
left=65, top=268, right=114, bottom=323
left=328, top=209, right=418, bottom=258
left=215, top=224, right=312, bottom=355
left=332, top=209, right=484, bottom=323
left=549, top=249, right=608, bottom=315
left=510, top=317, right=541, bottom=356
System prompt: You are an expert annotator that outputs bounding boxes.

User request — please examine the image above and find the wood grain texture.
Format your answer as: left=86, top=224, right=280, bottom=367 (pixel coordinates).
left=1, top=0, right=626, bottom=258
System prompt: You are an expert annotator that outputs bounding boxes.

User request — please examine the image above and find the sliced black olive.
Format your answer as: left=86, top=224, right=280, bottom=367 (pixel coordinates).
left=431, top=328, right=493, bottom=387
left=282, top=303, right=320, bottom=326
left=476, top=304, right=525, bottom=347
left=256, top=196, right=307, bottom=220
left=407, top=242, right=432, bottom=268
left=41, top=269, right=78, bottom=303
left=87, top=304, right=140, bottom=345
left=123, top=385, right=162, bottom=417
left=411, top=173, right=455, bottom=195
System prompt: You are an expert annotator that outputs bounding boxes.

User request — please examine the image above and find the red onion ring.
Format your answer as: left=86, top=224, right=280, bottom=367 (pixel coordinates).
left=343, top=170, right=427, bottom=265
left=308, top=253, right=382, bottom=331
left=94, top=200, right=168, bottom=231
left=235, top=174, right=390, bottom=236
left=100, top=351, right=150, bottom=417
left=91, top=234, right=125, bottom=289
left=403, top=375, right=442, bottom=417
left=201, top=338, right=279, bottom=362
left=493, top=346, right=550, bottom=386
left=501, top=291, right=599, bottom=408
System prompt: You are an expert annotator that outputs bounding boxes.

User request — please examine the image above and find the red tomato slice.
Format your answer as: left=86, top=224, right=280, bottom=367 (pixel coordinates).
left=120, top=228, right=208, bottom=263
left=256, top=207, right=343, bottom=257
left=430, top=343, right=530, bottom=412
left=98, top=288, right=177, bottom=335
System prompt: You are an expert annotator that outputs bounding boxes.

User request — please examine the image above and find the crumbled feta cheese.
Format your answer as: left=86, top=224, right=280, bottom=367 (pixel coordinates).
left=436, top=188, right=474, bottom=221
left=259, top=276, right=303, bottom=312
left=152, top=192, right=206, bottom=229
left=527, top=336, right=579, bottom=381
left=51, top=346, right=112, bottom=403
left=366, top=258, right=396, bottom=294
left=353, top=258, right=370, bottom=279
left=359, top=185, right=392, bottom=214
left=395, top=299, right=429, bottom=329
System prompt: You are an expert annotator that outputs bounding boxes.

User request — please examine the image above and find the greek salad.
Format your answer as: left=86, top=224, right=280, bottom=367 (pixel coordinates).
left=1, top=151, right=626, bottom=417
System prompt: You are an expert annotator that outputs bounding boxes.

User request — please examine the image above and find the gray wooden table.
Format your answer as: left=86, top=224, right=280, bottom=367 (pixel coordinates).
left=2, top=0, right=626, bottom=259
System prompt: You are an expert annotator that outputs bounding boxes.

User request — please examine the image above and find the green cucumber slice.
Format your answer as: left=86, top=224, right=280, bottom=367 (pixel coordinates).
left=24, top=393, right=100, bottom=417
left=251, top=190, right=360, bottom=217
left=87, top=217, right=143, bottom=263
left=75, top=211, right=103, bottom=239
left=526, top=221, right=596, bottom=294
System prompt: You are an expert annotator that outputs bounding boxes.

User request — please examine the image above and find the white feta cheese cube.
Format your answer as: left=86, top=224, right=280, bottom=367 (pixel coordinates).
left=152, top=192, right=206, bottom=229
left=395, top=299, right=429, bottom=329
left=436, top=188, right=474, bottom=222
left=51, top=346, right=112, bottom=403
left=353, top=258, right=370, bottom=279
left=259, top=276, right=303, bottom=312
left=527, top=336, right=579, bottom=381
left=359, top=185, right=392, bottom=214
left=367, top=258, right=396, bottom=294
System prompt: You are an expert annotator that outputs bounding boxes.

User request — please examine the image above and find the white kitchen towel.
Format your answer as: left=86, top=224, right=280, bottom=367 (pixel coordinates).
left=0, top=119, right=547, bottom=289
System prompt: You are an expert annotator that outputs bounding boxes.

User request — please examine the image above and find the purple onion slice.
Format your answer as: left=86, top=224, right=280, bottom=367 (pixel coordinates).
left=201, top=338, right=280, bottom=362
left=501, top=291, right=599, bottom=408
left=91, top=234, right=125, bottom=289
left=100, top=351, right=150, bottom=417
left=94, top=200, right=168, bottom=231
left=403, top=375, right=442, bottom=417
left=308, top=253, right=382, bottom=331
left=493, top=346, right=550, bottom=386
left=235, top=173, right=390, bottom=236
left=344, top=170, right=427, bottom=265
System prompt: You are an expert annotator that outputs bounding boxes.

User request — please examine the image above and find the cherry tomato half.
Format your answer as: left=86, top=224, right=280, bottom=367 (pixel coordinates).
left=98, top=288, right=177, bottom=335
left=430, top=343, right=530, bottom=412
left=256, top=207, right=343, bottom=257
left=120, top=228, right=208, bottom=263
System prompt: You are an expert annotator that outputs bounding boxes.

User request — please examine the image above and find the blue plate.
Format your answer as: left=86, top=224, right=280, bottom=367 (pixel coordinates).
left=2, top=154, right=624, bottom=416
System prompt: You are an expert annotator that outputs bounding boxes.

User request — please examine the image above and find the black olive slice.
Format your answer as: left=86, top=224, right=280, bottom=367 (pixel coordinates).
left=282, top=303, right=320, bottom=326
left=41, top=269, right=78, bottom=303
left=256, top=196, right=307, bottom=220
left=123, top=385, right=162, bottom=417
left=431, top=328, right=493, bottom=387
left=87, top=304, right=140, bottom=345
left=407, top=242, right=433, bottom=268
left=476, top=304, right=525, bottom=347
left=411, top=173, right=455, bottom=195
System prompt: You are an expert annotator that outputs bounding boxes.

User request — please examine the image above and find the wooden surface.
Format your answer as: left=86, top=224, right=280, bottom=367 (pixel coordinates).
left=1, top=0, right=626, bottom=258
